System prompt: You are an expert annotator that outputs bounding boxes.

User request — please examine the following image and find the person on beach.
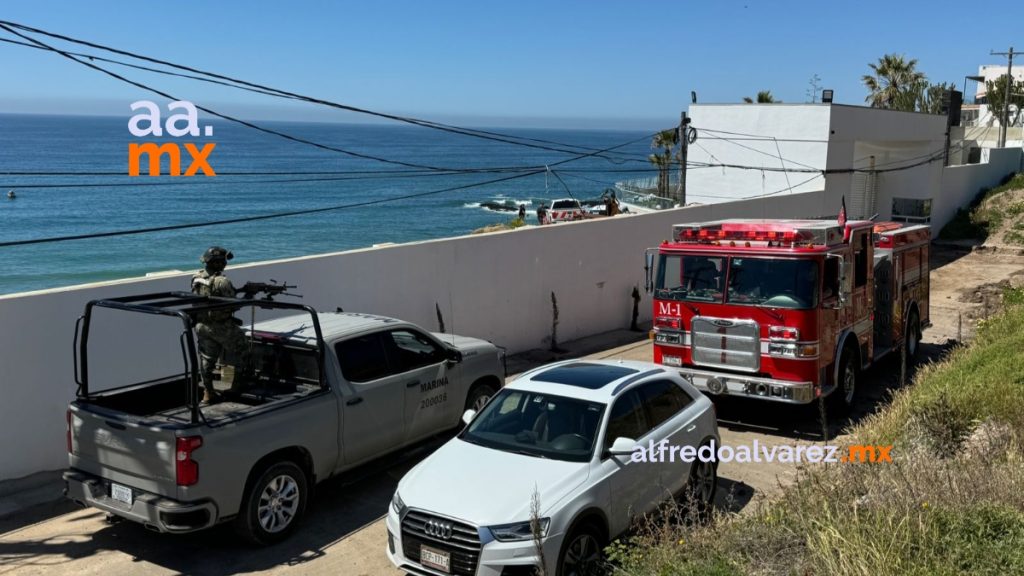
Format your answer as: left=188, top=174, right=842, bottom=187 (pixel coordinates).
left=191, top=246, right=252, bottom=403
left=536, top=204, right=548, bottom=225
left=518, top=204, right=526, bottom=221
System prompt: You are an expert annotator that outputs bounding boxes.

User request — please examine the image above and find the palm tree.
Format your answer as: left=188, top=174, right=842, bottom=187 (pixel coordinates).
left=862, top=54, right=927, bottom=111
left=742, top=90, right=778, bottom=103
left=648, top=129, right=679, bottom=199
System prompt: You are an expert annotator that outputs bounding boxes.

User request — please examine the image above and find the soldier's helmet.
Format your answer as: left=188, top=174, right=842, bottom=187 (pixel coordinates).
left=201, top=246, right=234, bottom=264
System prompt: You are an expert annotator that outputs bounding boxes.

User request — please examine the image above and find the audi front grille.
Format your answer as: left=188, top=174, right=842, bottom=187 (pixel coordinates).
left=401, top=509, right=482, bottom=576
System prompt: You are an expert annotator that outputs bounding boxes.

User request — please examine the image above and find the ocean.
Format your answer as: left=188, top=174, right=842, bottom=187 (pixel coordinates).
left=0, top=114, right=654, bottom=295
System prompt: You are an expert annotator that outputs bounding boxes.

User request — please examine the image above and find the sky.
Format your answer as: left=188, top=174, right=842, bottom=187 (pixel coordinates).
left=0, top=0, right=1018, bottom=129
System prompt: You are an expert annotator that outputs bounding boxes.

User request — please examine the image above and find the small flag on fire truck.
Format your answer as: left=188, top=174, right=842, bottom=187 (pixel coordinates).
left=838, top=195, right=847, bottom=227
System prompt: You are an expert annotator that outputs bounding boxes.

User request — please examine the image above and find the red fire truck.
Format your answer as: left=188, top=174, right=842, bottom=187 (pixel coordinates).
left=645, top=218, right=930, bottom=414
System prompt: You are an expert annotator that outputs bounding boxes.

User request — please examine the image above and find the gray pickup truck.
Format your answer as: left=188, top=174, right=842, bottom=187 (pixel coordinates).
left=64, top=292, right=505, bottom=545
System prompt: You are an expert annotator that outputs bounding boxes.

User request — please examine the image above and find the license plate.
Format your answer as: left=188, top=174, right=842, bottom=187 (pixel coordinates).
left=662, top=355, right=682, bottom=367
left=110, top=483, right=133, bottom=506
left=420, top=545, right=450, bottom=573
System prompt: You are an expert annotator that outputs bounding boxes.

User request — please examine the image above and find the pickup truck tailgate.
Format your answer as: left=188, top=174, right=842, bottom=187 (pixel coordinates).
left=69, top=405, right=180, bottom=497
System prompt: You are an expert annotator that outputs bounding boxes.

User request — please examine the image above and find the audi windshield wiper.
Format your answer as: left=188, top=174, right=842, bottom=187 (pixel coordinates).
left=510, top=448, right=548, bottom=459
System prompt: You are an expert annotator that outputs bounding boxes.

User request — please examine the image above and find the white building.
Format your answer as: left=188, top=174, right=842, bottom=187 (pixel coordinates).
left=687, top=103, right=946, bottom=224
left=974, top=64, right=1024, bottom=104
left=961, top=64, right=1024, bottom=143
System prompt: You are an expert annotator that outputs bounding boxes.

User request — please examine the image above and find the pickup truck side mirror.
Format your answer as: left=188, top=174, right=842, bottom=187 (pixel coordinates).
left=461, top=409, right=476, bottom=426
left=607, top=436, right=638, bottom=456
left=446, top=347, right=463, bottom=365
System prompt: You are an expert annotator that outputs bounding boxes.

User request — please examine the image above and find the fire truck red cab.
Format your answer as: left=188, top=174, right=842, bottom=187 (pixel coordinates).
left=645, top=218, right=930, bottom=413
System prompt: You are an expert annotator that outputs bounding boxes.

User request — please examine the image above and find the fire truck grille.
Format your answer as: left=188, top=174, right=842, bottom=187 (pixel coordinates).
left=691, top=317, right=760, bottom=372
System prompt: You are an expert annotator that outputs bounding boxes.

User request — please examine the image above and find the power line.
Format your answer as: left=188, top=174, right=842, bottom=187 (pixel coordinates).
left=1, top=167, right=666, bottom=177
left=0, top=36, right=303, bottom=101
left=1, top=167, right=667, bottom=190
left=694, top=132, right=822, bottom=172
left=0, top=21, right=650, bottom=165
left=0, top=171, right=542, bottom=248
left=0, top=129, right=648, bottom=247
left=693, top=127, right=830, bottom=143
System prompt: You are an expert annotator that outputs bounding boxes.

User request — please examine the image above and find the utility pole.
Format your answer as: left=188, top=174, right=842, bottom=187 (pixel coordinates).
left=677, top=111, right=690, bottom=206
left=991, top=47, right=1015, bottom=148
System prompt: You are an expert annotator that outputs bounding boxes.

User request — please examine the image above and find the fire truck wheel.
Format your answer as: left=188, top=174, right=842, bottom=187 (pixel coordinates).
left=828, top=348, right=857, bottom=417
left=905, top=310, right=921, bottom=364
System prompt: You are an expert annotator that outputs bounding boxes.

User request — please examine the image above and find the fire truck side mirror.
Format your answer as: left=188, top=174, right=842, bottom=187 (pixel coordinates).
left=644, top=250, right=656, bottom=293
left=837, top=259, right=850, bottom=308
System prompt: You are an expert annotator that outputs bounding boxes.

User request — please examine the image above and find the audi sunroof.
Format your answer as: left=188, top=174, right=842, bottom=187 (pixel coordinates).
left=531, top=362, right=639, bottom=389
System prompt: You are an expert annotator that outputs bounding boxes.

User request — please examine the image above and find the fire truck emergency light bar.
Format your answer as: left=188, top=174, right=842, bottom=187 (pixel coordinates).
left=671, top=219, right=848, bottom=247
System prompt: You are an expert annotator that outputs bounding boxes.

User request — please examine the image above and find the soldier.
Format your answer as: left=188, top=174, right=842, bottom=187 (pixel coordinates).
left=191, top=247, right=252, bottom=403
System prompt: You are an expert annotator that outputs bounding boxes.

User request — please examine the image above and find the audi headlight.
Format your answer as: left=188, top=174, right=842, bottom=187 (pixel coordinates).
left=391, top=491, right=406, bottom=516
left=489, top=518, right=550, bottom=542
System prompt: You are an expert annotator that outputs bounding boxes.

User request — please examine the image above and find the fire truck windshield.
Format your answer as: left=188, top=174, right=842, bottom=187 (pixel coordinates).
left=654, top=255, right=725, bottom=303
left=656, top=254, right=819, bottom=309
left=727, top=257, right=818, bottom=309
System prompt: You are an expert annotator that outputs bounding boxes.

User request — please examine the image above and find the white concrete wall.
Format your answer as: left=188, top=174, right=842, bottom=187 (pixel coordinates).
left=935, top=147, right=1024, bottom=231
left=0, top=188, right=849, bottom=481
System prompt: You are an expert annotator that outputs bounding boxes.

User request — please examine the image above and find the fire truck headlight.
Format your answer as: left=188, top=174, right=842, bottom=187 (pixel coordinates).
left=769, top=342, right=819, bottom=358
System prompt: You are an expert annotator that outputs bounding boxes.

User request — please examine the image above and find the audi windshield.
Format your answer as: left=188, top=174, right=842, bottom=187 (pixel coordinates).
left=458, top=389, right=605, bottom=462
left=656, top=254, right=818, bottom=309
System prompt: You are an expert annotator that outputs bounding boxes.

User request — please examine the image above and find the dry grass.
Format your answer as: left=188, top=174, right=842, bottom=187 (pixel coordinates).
left=613, top=294, right=1024, bottom=575
left=940, top=172, right=1024, bottom=243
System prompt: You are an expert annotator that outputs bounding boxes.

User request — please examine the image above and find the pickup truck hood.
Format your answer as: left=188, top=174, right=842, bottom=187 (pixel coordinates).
left=398, top=438, right=588, bottom=527
left=431, top=333, right=496, bottom=355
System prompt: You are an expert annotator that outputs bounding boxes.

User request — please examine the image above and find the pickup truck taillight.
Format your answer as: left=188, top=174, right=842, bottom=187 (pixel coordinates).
left=66, top=410, right=72, bottom=454
left=176, top=436, right=203, bottom=486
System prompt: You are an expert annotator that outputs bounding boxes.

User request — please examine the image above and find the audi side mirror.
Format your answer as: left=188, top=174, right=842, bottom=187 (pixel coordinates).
left=608, top=436, right=638, bottom=456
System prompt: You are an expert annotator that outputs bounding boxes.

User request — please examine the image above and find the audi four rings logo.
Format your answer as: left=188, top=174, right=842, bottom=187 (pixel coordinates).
left=424, top=519, right=453, bottom=540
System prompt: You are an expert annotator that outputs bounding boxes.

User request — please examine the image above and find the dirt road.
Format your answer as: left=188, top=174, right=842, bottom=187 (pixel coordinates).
left=2, top=246, right=1020, bottom=576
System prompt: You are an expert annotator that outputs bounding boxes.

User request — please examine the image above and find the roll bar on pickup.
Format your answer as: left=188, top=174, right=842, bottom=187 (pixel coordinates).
left=73, top=291, right=326, bottom=424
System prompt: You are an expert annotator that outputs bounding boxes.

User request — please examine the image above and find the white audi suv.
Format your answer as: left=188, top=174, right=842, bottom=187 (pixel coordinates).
left=385, top=360, right=719, bottom=576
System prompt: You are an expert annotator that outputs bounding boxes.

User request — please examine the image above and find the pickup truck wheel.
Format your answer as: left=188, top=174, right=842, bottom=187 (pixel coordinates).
left=235, top=461, right=308, bottom=546
left=827, top=348, right=857, bottom=419
left=465, top=382, right=498, bottom=413
left=557, top=522, right=605, bottom=576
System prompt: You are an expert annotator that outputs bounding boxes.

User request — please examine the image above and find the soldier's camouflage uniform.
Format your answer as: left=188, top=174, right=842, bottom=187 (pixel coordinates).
left=191, top=269, right=251, bottom=395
